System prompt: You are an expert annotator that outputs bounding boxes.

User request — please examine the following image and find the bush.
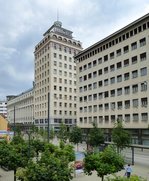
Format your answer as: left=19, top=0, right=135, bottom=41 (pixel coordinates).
left=106, top=174, right=147, bottom=181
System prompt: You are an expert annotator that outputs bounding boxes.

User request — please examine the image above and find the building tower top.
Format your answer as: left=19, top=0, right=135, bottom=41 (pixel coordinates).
left=43, top=20, right=73, bottom=39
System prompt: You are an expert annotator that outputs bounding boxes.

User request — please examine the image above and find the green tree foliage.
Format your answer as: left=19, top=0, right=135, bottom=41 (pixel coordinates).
left=17, top=143, right=75, bottom=181
left=112, top=120, right=131, bottom=152
left=57, top=123, right=68, bottom=143
left=69, top=126, right=82, bottom=151
left=49, top=128, right=55, bottom=141
left=84, top=146, right=124, bottom=181
left=88, top=123, right=104, bottom=150
left=0, top=140, right=29, bottom=181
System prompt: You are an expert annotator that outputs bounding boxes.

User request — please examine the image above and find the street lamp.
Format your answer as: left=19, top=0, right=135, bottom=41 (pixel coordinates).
left=25, top=129, right=32, bottom=159
left=47, top=92, right=50, bottom=143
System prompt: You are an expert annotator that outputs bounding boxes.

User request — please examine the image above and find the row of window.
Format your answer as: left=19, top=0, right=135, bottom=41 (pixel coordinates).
left=79, top=52, right=147, bottom=73
left=79, top=83, right=147, bottom=101
left=54, top=85, right=76, bottom=93
left=35, top=94, right=77, bottom=103
left=54, top=110, right=76, bottom=116
left=79, top=113, right=148, bottom=123
left=53, top=69, right=76, bottom=78
left=78, top=21, right=149, bottom=62
left=79, top=98, right=148, bottom=113
left=79, top=65, right=147, bottom=82
left=53, top=77, right=76, bottom=85
left=80, top=79, right=147, bottom=94
left=34, top=118, right=76, bottom=125
left=54, top=102, right=76, bottom=108
left=35, top=41, right=79, bottom=58
left=53, top=61, right=76, bottom=70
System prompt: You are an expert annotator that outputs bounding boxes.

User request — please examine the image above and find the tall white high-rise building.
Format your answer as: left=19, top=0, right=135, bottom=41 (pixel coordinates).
left=34, top=21, right=82, bottom=131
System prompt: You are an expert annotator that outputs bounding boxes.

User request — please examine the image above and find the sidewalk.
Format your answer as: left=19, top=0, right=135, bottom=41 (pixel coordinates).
left=73, top=164, right=149, bottom=181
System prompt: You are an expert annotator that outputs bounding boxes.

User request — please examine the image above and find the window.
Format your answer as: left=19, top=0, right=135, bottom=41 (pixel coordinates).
left=84, top=64, right=87, bottom=70
left=140, top=52, right=146, bottom=61
left=88, top=84, right=92, bottom=90
left=117, top=75, right=122, bottom=82
left=105, top=116, right=109, bottom=122
left=132, top=84, right=138, bottom=93
left=111, top=102, right=115, bottom=110
left=125, top=100, right=130, bottom=109
left=93, top=71, right=97, bottom=78
left=93, top=60, right=97, bottom=66
left=125, top=114, right=130, bottom=122
left=132, top=70, right=138, bottom=78
left=104, top=79, right=108, bottom=86
left=117, top=101, right=122, bottom=109
left=54, top=53, right=57, bottom=58
left=88, top=62, right=92, bottom=69
left=59, top=54, right=62, bottom=59
left=140, top=37, right=146, bottom=47
left=105, top=103, right=109, bottom=110
left=133, top=99, right=138, bottom=108
left=110, top=52, right=114, bottom=59
left=133, top=114, right=138, bottom=122
left=141, top=97, right=148, bottom=107
left=117, top=88, right=122, bottom=96
left=88, top=95, right=92, bottom=101
left=124, top=45, right=129, bottom=53
left=124, top=86, right=130, bottom=95
left=98, top=58, right=102, bottom=64
left=110, top=77, right=115, bottom=84
left=124, top=72, right=129, bottom=81
left=98, top=69, right=102, bottom=76
left=93, top=105, right=97, bottom=112
left=104, top=91, right=109, bottom=98
left=104, top=67, right=108, bottom=74
left=132, top=56, right=137, bottom=64
left=111, top=115, right=116, bottom=122
left=116, top=49, right=121, bottom=56
left=131, top=42, right=137, bottom=50
left=99, top=104, right=103, bottom=111
left=110, top=64, right=115, bottom=72
left=99, top=116, right=103, bottom=123
left=99, top=93, right=103, bottom=99
left=98, top=81, right=103, bottom=87
left=140, top=67, right=147, bottom=76
left=141, top=82, right=147, bottom=91
left=141, top=113, right=148, bottom=121
left=117, top=62, right=122, bottom=69
left=93, top=82, right=97, bottom=89
left=88, top=73, right=92, bottom=79
left=111, top=90, right=115, bottom=97
left=124, top=59, right=129, bottom=67
left=88, top=106, right=92, bottom=112
left=104, top=55, right=108, bottom=62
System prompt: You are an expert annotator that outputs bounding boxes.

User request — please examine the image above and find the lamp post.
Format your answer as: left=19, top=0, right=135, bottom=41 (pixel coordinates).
left=47, top=92, right=50, bottom=143
left=13, top=106, right=16, bottom=136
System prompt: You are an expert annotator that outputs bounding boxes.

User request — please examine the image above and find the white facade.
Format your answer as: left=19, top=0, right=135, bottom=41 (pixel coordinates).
left=34, top=21, right=82, bottom=131
left=75, top=14, right=149, bottom=145
left=7, top=88, right=34, bottom=125
left=0, top=101, right=7, bottom=118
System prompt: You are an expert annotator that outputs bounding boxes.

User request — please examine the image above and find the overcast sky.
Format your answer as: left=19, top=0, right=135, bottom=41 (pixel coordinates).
left=0, top=0, right=149, bottom=100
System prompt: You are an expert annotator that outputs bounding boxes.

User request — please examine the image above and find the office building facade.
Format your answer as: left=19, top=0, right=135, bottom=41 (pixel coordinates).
left=75, top=14, right=149, bottom=145
left=7, top=88, right=34, bottom=126
left=0, top=100, right=7, bottom=118
left=34, top=21, right=82, bottom=131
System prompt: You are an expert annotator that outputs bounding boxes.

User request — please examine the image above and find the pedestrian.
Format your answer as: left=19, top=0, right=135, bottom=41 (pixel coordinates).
left=125, top=164, right=132, bottom=178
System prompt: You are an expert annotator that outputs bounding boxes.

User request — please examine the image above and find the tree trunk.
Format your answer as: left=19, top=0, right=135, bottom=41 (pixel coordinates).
left=14, top=169, right=16, bottom=181
left=101, top=175, right=104, bottom=181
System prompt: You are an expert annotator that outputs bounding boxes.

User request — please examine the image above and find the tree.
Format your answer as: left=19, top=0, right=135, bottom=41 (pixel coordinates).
left=49, top=128, right=55, bottom=141
left=69, top=126, right=82, bottom=151
left=112, top=119, right=131, bottom=153
left=17, top=142, right=75, bottom=181
left=0, top=140, right=29, bottom=181
left=88, top=123, right=104, bottom=151
left=57, top=123, right=68, bottom=143
left=84, top=146, right=124, bottom=181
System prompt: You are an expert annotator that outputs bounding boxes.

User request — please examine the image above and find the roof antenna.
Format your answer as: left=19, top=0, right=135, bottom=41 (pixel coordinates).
left=57, top=9, right=59, bottom=21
